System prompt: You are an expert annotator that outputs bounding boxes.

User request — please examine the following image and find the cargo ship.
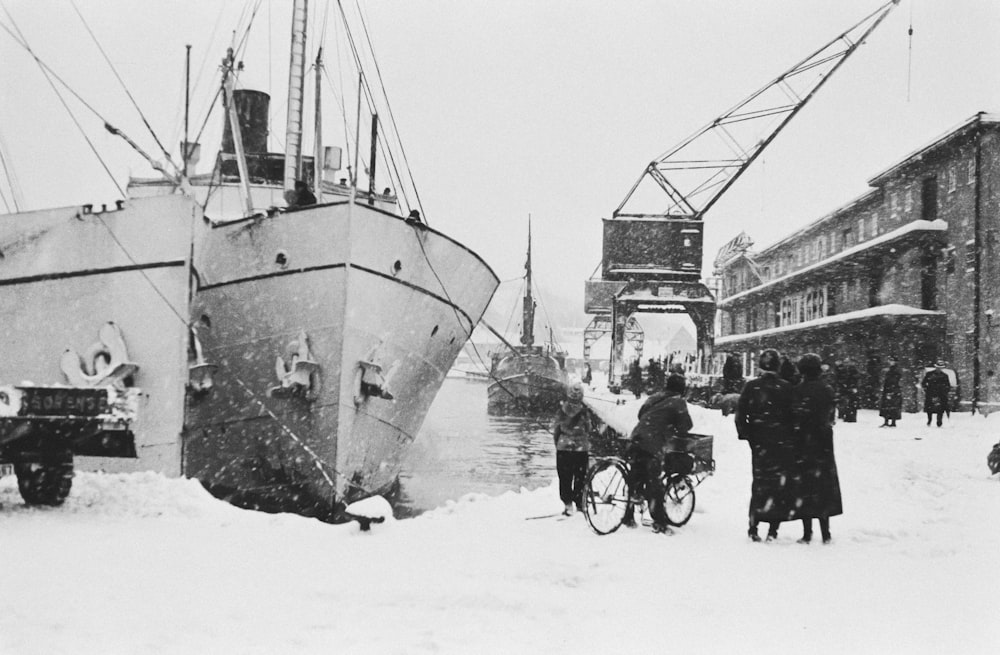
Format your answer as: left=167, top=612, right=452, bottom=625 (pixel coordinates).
left=0, top=1, right=498, bottom=520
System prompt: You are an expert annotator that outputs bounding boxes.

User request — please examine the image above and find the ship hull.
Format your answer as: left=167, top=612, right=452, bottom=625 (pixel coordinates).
left=185, top=200, right=498, bottom=519
left=487, top=353, right=566, bottom=416
left=0, top=195, right=498, bottom=521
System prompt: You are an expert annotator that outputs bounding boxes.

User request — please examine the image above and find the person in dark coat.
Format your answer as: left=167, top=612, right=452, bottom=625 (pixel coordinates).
left=284, top=179, right=317, bottom=208
left=626, top=358, right=643, bottom=399
left=646, top=358, right=665, bottom=394
left=791, top=353, right=842, bottom=544
left=820, top=362, right=840, bottom=409
left=735, top=349, right=796, bottom=542
left=779, top=356, right=801, bottom=386
left=836, top=359, right=860, bottom=422
left=624, top=373, right=693, bottom=532
left=921, top=361, right=952, bottom=427
left=551, top=381, right=592, bottom=515
left=722, top=353, right=744, bottom=394
left=879, top=356, right=903, bottom=427
left=581, top=362, right=593, bottom=386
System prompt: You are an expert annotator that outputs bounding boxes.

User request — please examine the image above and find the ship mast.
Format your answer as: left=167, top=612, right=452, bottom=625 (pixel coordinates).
left=313, top=45, right=324, bottom=203
left=521, top=218, right=535, bottom=348
left=284, top=0, right=309, bottom=193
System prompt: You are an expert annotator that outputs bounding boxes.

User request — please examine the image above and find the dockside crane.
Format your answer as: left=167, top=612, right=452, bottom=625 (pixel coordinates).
left=585, top=0, right=901, bottom=391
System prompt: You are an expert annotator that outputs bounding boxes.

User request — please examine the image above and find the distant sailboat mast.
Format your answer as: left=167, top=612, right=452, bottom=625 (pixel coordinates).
left=521, top=218, right=535, bottom=348
left=284, top=0, right=309, bottom=193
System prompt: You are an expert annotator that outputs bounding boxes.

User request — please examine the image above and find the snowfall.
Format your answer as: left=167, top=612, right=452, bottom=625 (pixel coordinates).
left=2, top=391, right=999, bottom=655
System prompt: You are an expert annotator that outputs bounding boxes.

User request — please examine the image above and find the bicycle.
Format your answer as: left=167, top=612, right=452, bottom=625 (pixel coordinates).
left=582, top=433, right=715, bottom=536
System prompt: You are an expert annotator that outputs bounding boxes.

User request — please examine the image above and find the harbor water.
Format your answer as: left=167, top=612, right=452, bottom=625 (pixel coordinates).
left=397, top=377, right=558, bottom=516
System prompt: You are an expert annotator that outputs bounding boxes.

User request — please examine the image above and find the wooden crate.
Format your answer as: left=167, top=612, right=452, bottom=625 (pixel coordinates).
left=666, top=432, right=713, bottom=464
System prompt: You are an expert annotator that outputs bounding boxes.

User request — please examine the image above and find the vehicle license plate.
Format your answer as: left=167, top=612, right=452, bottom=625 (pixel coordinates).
left=19, top=388, right=109, bottom=417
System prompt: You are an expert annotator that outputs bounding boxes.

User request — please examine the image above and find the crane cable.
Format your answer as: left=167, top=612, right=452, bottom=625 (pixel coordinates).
left=906, top=0, right=915, bottom=102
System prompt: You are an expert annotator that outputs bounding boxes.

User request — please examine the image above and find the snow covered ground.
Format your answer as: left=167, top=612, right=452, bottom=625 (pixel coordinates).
left=2, top=403, right=999, bottom=654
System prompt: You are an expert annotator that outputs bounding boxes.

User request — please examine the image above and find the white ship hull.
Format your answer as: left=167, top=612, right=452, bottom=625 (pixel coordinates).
left=0, top=195, right=498, bottom=520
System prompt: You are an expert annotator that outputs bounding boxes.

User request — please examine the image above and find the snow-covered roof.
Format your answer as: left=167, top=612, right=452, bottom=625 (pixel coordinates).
left=717, top=219, right=947, bottom=307
left=868, top=112, right=1000, bottom=186
left=715, top=303, right=945, bottom=345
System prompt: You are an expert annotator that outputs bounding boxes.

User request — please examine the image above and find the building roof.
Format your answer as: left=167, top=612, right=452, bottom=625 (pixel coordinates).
left=868, top=112, right=1000, bottom=186
left=717, top=218, right=947, bottom=307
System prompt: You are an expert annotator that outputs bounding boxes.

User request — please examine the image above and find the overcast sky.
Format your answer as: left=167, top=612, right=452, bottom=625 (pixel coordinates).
left=2, top=0, right=999, bottom=330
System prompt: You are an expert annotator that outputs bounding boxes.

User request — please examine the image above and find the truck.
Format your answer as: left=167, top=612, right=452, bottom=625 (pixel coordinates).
left=0, top=384, right=138, bottom=505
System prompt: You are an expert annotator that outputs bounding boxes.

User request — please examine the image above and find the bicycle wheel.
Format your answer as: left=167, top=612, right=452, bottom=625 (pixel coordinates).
left=582, top=459, right=630, bottom=535
left=662, top=474, right=695, bottom=526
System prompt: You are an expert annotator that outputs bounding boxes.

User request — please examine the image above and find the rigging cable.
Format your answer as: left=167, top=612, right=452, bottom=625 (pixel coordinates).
left=69, top=1, right=180, bottom=178
left=0, top=127, right=23, bottom=212
left=0, top=9, right=124, bottom=197
left=351, top=0, right=424, bottom=220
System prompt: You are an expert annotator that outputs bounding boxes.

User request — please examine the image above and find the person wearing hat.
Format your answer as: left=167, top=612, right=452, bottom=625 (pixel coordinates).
left=623, top=372, right=693, bottom=532
left=879, top=356, right=903, bottom=428
left=551, top=380, right=592, bottom=515
left=735, top=348, right=795, bottom=542
left=921, top=360, right=952, bottom=427
left=791, top=353, right=842, bottom=544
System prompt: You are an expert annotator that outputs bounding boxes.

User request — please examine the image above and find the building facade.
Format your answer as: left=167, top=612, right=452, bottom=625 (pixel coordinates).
left=712, top=113, right=1000, bottom=412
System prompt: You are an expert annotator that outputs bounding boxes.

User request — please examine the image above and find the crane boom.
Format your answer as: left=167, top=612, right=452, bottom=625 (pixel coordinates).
left=614, top=0, right=900, bottom=220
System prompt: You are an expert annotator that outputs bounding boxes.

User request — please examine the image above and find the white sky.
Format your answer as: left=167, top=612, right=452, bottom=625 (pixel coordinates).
left=2, top=0, right=999, bottom=328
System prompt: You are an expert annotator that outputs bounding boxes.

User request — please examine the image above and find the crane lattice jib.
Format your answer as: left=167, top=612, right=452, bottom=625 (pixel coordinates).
left=614, top=0, right=900, bottom=221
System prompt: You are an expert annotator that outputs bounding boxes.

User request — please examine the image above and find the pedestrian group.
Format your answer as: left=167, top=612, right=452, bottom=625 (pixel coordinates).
left=735, top=349, right=842, bottom=543
left=554, top=349, right=953, bottom=543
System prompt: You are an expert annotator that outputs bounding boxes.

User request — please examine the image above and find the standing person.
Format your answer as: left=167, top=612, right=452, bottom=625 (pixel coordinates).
left=735, top=349, right=796, bottom=542
left=627, top=358, right=643, bottom=399
left=722, top=353, right=744, bottom=394
left=921, top=361, right=952, bottom=427
left=779, top=356, right=801, bottom=386
left=581, top=362, right=593, bottom=386
left=836, top=359, right=860, bottom=422
left=646, top=358, right=665, bottom=394
left=624, top=373, right=693, bottom=533
left=791, top=353, right=842, bottom=544
left=879, top=356, right=903, bottom=428
left=551, top=381, right=592, bottom=515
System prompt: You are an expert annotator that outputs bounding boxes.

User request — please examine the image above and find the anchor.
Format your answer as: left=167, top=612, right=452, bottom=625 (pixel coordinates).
left=187, top=326, right=218, bottom=394
left=269, top=330, right=321, bottom=400
left=59, top=322, right=139, bottom=388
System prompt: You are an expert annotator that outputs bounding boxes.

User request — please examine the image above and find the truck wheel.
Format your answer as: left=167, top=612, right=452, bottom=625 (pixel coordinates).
left=15, top=461, right=74, bottom=506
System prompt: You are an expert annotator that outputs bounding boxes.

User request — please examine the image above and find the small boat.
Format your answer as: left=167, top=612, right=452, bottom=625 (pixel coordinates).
left=0, top=1, right=498, bottom=521
left=487, top=221, right=567, bottom=415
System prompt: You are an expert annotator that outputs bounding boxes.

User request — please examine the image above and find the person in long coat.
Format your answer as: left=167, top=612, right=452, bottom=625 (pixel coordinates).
left=791, top=353, right=842, bottom=544
left=921, top=361, right=952, bottom=427
left=879, top=356, right=903, bottom=427
left=836, top=360, right=860, bottom=422
left=551, top=381, right=592, bottom=515
left=735, top=349, right=796, bottom=542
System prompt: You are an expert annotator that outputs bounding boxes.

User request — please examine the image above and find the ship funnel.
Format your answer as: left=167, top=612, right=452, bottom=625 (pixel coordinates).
left=221, top=89, right=270, bottom=154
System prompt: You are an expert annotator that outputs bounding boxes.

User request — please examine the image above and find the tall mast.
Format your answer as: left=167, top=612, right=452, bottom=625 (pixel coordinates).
left=222, top=48, right=254, bottom=217
left=284, top=0, right=309, bottom=193
left=521, top=217, right=535, bottom=347
left=313, top=46, right=324, bottom=202
left=367, top=113, right=378, bottom=204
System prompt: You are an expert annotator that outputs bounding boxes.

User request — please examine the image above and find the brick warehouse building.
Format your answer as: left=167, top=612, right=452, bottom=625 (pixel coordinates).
left=712, top=113, right=1000, bottom=413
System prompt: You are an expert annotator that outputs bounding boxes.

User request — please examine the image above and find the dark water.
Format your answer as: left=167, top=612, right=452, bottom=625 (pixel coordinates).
left=396, top=378, right=556, bottom=516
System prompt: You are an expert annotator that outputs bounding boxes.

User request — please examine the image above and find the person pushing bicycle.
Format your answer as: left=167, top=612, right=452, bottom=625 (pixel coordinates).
left=623, top=373, right=693, bottom=532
